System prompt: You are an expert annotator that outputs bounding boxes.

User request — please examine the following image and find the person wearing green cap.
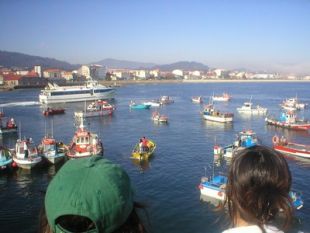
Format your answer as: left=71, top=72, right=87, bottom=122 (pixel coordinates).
left=38, top=156, right=148, bottom=233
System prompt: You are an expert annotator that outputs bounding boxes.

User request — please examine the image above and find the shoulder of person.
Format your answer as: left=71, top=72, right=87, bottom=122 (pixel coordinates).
left=222, top=225, right=283, bottom=233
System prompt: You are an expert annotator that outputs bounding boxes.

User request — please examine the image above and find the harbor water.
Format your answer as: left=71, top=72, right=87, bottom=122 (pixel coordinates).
left=0, top=82, right=310, bottom=233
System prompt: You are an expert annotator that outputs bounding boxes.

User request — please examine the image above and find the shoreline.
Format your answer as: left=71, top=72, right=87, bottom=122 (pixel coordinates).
left=99, top=79, right=310, bottom=86
left=1, top=79, right=309, bottom=90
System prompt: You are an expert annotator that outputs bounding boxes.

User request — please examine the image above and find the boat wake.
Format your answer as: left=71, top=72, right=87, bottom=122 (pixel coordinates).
left=0, top=101, right=40, bottom=107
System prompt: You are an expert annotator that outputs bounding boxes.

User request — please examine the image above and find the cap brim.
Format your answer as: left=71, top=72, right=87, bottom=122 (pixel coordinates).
left=55, top=223, right=98, bottom=233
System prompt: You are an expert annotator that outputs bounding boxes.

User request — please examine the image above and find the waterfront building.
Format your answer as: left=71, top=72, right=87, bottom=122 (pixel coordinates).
left=78, top=65, right=91, bottom=79
left=172, top=69, right=183, bottom=77
left=89, top=64, right=106, bottom=80
left=34, top=65, right=42, bottom=77
left=3, top=74, right=21, bottom=87
left=43, top=69, right=62, bottom=78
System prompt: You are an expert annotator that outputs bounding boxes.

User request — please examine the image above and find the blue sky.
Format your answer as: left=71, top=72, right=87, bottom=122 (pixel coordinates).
left=1, top=0, right=310, bottom=73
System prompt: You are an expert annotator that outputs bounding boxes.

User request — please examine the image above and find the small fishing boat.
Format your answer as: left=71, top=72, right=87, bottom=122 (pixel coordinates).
left=0, top=146, right=13, bottom=171
left=12, top=138, right=42, bottom=169
left=199, top=175, right=227, bottom=201
left=216, top=130, right=258, bottom=158
left=67, top=119, right=103, bottom=159
left=143, top=100, right=161, bottom=107
left=272, top=135, right=310, bottom=159
left=75, top=100, right=114, bottom=118
left=132, top=139, right=156, bottom=160
left=38, top=136, right=67, bottom=164
left=159, top=96, right=174, bottom=105
left=237, top=100, right=268, bottom=115
left=129, top=101, right=151, bottom=110
left=192, top=96, right=203, bottom=104
left=202, top=104, right=233, bottom=123
left=0, top=117, right=18, bottom=135
left=43, top=107, right=65, bottom=116
left=152, top=111, right=168, bottom=123
left=198, top=175, right=304, bottom=209
left=265, top=112, right=310, bottom=131
left=212, top=93, right=231, bottom=102
left=280, top=97, right=307, bottom=111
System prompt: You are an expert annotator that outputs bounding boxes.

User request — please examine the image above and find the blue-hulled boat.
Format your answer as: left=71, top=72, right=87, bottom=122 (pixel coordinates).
left=129, top=101, right=151, bottom=110
left=0, top=147, right=13, bottom=171
left=199, top=175, right=304, bottom=210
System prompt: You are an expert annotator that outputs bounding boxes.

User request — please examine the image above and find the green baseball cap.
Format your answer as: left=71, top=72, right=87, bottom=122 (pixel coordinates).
left=45, top=156, right=134, bottom=233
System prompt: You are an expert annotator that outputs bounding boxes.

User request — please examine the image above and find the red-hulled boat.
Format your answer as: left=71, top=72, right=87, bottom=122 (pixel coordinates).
left=265, top=111, right=310, bottom=131
left=272, top=135, right=310, bottom=159
left=66, top=119, right=103, bottom=159
left=43, top=107, right=65, bottom=116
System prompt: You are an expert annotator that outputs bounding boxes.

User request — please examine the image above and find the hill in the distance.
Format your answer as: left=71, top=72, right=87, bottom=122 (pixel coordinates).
left=154, top=61, right=209, bottom=71
left=93, top=58, right=156, bottom=69
left=0, top=50, right=209, bottom=71
left=0, top=50, right=79, bottom=70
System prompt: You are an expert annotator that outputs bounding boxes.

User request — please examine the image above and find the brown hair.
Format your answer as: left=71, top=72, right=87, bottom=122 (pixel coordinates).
left=38, top=202, right=149, bottom=233
left=225, top=145, right=293, bottom=231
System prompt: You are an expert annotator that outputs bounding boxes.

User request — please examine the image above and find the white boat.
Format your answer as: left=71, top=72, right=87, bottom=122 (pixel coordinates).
left=202, top=104, right=233, bottom=123
left=160, top=96, right=174, bottom=105
left=74, top=100, right=115, bottom=118
left=12, top=138, right=42, bottom=169
left=38, top=136, right=66, bottom=164
left=39, top=79, right=115, bottom=104
left=212, top=93, right=231, bottom=102
left=280, top=97, right=308, bottom=111
left=152, top=111, right=168, bottom=123
left=237, top=101, right=268, bottom=115
left=199, top=175, right=227, bottom=201
left=192, top=96, right=203, bottom=104
left=143, top=100, right=161, bottom=107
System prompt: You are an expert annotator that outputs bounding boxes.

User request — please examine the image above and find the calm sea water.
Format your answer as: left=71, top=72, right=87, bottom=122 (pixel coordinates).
left=0, top=82, right=309, bottom=233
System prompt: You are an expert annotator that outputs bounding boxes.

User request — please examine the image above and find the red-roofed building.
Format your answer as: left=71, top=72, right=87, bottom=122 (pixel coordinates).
left=3, top=74, right=21, bottom=87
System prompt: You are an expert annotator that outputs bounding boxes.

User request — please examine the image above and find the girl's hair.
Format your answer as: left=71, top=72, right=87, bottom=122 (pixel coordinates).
left=38, top=202, right=149, bottom=233
left=225, top=145, right=293, bottom=231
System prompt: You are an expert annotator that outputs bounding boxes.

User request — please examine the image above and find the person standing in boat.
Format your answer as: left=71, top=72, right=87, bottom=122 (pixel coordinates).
left=24, top=140, right=28, bottom=158
left=222, top=145, right=293, bottom=233
left=142, top=137, right=149, bottom=152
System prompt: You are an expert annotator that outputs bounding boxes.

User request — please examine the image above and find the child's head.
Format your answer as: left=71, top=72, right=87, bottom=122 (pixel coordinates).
left=225, top=145, right=293, bottom=229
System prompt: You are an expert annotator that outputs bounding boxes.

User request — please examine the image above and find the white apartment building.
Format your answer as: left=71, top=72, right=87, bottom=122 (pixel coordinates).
left=78, top=65, right=91, bottom=79
left=172, top=69, right=183, bottom=77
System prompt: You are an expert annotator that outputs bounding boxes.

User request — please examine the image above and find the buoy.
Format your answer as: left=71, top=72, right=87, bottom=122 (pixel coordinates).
left=12, top=162, right=17, bottom=168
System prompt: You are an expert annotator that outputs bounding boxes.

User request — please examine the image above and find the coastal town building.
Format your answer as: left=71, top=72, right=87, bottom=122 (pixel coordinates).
left=3, top=74, right=21, bottom=87
left=149, top=69, right=159, bottom=78
left=61, top=71, right=73, bottom=81
left=0, top=74, right=3, bottom=85
left=34, top=65, right=42, bottom=77
left=134, top=70, right=149, bottom=79
left=89, top=64, right=106, bottom=80
left=78, top=65, right=91, bottom=78
left=43, top=68, right=62, bottom=78
left=172, top=69, right=183, bottom=77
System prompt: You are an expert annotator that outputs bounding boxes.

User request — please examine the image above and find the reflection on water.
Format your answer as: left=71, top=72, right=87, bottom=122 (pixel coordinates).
left=131, top=158, right=151, bottom=172
left=200, top=194, right=222, bottom=208
left=201, top=119, right=233, bottom=131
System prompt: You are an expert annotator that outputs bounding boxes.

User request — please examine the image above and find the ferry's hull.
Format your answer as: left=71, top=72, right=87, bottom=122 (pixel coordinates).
left=67, top=150, right=103, bottom=159
left=75, top=109, right=113, bottom=118
left=39, top=90, right=115, bottom=104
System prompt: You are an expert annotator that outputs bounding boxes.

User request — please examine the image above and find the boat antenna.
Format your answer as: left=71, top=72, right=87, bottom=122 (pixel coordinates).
left=19, top=121, right=22, bottom=140
left=51, top=118, right=54, bottom=138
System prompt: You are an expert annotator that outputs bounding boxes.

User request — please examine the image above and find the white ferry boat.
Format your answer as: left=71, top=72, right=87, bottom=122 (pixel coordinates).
left=39, top=79, right=115, bottom=104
